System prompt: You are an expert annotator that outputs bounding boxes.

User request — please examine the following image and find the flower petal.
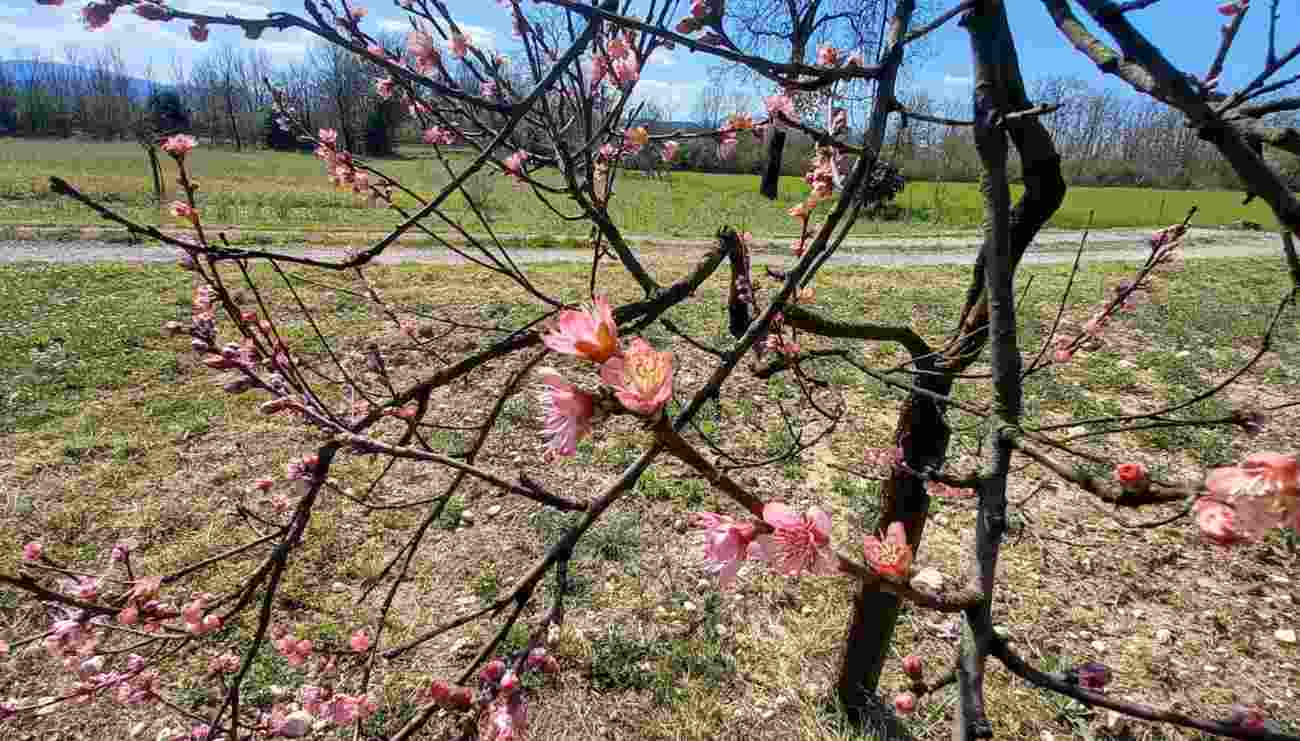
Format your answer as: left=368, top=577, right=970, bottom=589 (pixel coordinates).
left=763, top=502, right=803, bottom=529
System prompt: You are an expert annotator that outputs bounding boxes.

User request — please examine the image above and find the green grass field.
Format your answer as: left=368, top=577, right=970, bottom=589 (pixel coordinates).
left=0, top=138, right=1287, bottom=238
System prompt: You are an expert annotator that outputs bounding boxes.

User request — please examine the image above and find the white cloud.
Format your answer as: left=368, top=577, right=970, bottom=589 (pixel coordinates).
left=943, top=74, right=972, bottom=87
left=458, top=23, right=497, bottom=50
left=645, top=48, right=677, bottom=66
left=633, top=79, right=702, bottom=117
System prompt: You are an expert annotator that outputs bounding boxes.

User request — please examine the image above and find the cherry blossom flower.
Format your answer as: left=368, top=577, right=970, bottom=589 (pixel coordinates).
left=750, top=502, right=836, bottom=577
left=350, top=629, right=371, bottom=652
left=1218, top=1, right=1246, bottom=15
left=862, top=521, right=913, bottom=580
left=189, top=21, right=209, bottom=42
left=1193, top=498, right=1244, bottom=546
left=161, top=134, right=196, bottom=158
left=542, top=295, right=619, bottom=363
left=423, top=127, right=455, bottom=146
left=208, top=653, right=240, bottom=674
left=690, top=512, right=758, bottom=589
left=902, top=654, right=923, bottom=678
left=612, top=56, right=640, bottom=84
left=765, top=93, right=797, bottom=123
left=22, top=541, right=42, bottom=562
left=376, top=78, right=394, bottom=99
left=662, top=140, right=680, bottom=162
left=894, top=692, right=916, bottom=714
left=1203, top=452, right=1299, bottom=537
left=503, top=149, right=530, bottom=181
left=537, top=369, right=595, bottom=457
left=600, top=338, right=674, bottom=415
left=481, top=80, right=498, bottom=98
left=408, top=31, right=441, bottom=72
left=717, top=132, right=738, bottom=160
left=816, top=44, right=840, bottom=66
left=169, top=201, right=199, bottom=224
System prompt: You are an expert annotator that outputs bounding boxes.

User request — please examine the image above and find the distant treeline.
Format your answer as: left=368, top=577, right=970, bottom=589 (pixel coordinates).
left=1, top=45, right=1296, bottom=192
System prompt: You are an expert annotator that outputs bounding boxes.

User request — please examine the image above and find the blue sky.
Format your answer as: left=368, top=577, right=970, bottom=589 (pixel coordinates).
left=5, top=0, right=1294, bottom=117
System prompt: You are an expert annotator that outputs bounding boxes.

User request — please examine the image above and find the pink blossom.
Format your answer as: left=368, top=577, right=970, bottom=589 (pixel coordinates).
left=862, top=521, right=913, bottom=580
left=588, top=54, right=610, bottom=85
left=692, top=0, right=711, bottom=19
left=599, top=338, right=674, bottom=415
left=606, top=35, right=630, bottom=59
left=902, top=654, right=923, bottom=678
left=376, top=78, right=394, bottom=99
left=765, top=93, right=796, bottom=123
left=716, top=132, right=738, bottom=160
left=845, top=51, right=865, bottom=66
left=503, top=149, right=530, bottom=181
left=349, top=629, right=371, bottom=653
left=161, top=134, right=196, bottom=158
left=481, top=80, right=498, bottom=98
left=169, top=201, right=199, bottom=224
left=208, top=653, right=240, bottom=674
left=816, top=44, right=840, bottom=66
left=189, top=21, right=209, bottom=42
left=661, top=140, right=680, bottom=162
left=449, top=32, right=470, bottom=59
left=675, top=17, right=700, bottom=34
left=429, top=680, right=473, bottom=709
left=319, top=128, right=338, bottom=146
left=541, top=295, right=620, bottom=363
left=750, top=502, right=836, bottom=577
left=690, top=512, right=758, bottom=589
left=894, top=692, right=916, bottom=715
left=22, top=541, right=42, bottom=562
left=1053, top=347, right=1073, bottom=364
left=537, top=369, right=595, bottom=457
left=1218, top=1, right=1245, bottom=15
left=408, top=31, right=441, bottom=72
left=423, top=127, right=456, bottom=145
left=612, top=56, right=640, bottom=85
left=1194, top=498, right=1245, bottom=546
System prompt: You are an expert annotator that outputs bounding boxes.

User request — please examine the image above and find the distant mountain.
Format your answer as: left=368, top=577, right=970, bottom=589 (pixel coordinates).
left=0, top=60, right=167, bottom=100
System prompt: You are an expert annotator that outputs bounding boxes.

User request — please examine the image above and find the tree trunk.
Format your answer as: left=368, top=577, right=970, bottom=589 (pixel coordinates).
left=145, top=144, right=163, bottom=204
left=834, top=0, right=1066, bottom=715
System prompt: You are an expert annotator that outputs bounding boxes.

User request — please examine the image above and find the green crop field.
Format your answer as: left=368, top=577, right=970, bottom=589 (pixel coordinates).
left=0, top=138, right=1286, bottom=238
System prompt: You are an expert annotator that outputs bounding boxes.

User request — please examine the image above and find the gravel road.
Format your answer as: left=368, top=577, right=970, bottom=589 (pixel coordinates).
left=0, top=228, right=1286, bottom=266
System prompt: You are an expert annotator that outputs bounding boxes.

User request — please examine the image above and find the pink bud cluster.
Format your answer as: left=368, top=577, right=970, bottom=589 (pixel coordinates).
left=313, top=128, right=388, bottom=207
left=300, top=685, right=378, bottom=726
left=1052, top=224, right=1184, bottom=364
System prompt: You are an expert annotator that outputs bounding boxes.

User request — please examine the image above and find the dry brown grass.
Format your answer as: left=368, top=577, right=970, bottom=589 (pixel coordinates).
left=1, top=253, right=1296, bottom=741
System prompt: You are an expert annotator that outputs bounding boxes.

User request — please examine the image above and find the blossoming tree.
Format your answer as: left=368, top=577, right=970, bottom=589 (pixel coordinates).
left=6, top=0, right=1300, bottom=739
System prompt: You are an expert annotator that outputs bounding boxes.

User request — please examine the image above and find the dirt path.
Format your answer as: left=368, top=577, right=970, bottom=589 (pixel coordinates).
left=0, top=227, right=1285, bottom=266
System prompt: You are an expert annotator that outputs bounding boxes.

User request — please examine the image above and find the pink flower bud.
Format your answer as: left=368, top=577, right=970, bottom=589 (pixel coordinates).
left=22, top=541, right=42, bottom=562
left=499, top=671, right=519, bottom=693
left=902, top=654, right=923, bottom=678
left=1114, top=462, right=1148, bottom=491
left=893, top=692, right=916, bottom=715
left=349, top=629, right=370, bottom=653
left=481, top=659, right=506, bottom=683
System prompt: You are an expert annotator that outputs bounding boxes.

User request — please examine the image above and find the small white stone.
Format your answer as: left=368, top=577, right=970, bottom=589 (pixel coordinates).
left=1276, top=628, right=1298, bottom=644
left=129, top=722, right=149, bottom=739
left=1090, top=640, right=1108, bottom=653
left=993, top=625, right=1010, bottom=639
left=1175, top=350, right=1191, bottom=358
left=1203, top=664, right=1220, bottom=674
left=1041, top=730, right=1055, bottom=741
left=460, top=511, right=475, bottom=525
left=910, top=567, right=945, bottom=592
left=547, top=623, right=561, bottom=646
left=331, top=581, right=350, bottom=593
left=683, top=601, right=697, bottom=612
left=1105, top=710, right=1127, bottom=732
left=1268, top=575, right=1291, bottom=584
left=1154, top=629, right=1173, bottom=644
left=486, top=505, right=502, bottom=518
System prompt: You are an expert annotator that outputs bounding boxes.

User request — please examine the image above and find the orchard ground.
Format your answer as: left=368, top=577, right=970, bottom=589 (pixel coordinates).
left=1, top=249, right=1298, bottom=740
left=0, top=138, right=1292, bottom=240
